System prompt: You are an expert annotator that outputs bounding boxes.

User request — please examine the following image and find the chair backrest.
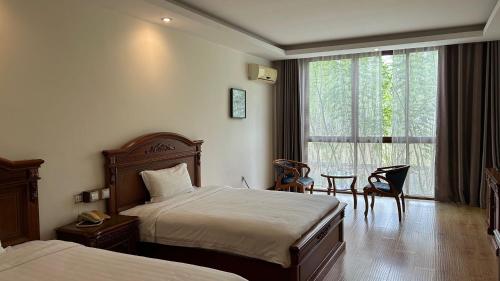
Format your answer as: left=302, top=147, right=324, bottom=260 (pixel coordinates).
left=273, top=159, right=294, bottom=176
left=385, top=165, right=410, bottom=192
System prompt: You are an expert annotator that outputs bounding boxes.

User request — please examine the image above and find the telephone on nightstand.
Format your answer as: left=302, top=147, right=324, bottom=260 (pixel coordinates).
left=76, top=210, right=110, bottom=228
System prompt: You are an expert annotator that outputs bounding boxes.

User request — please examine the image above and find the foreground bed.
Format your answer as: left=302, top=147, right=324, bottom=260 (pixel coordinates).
left=0, top=157, right=246, bottom=281
left=103, top=132, right=347, bottom=281
left=0, top=240, right=245, bottom=281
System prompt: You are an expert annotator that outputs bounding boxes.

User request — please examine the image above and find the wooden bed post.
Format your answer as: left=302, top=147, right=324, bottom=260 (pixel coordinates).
left=0, top=157, right=44, bottom=246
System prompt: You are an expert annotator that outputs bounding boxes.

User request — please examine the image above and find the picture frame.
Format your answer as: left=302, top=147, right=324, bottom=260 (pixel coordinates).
left=230, top=88, right=246, bottom=119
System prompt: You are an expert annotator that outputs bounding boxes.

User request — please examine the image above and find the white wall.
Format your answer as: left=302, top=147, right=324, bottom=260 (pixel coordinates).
left=0, top=0, right=273, bottom=239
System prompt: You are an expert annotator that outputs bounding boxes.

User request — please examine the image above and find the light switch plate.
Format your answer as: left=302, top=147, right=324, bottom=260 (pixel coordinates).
left=90, top=191, right=99, bottom=201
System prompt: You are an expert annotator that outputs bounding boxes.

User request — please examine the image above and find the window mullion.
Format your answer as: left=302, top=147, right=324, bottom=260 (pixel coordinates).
left=404, top=52, right=411, bottom=194
left=352, top=57, right=359, bottom=175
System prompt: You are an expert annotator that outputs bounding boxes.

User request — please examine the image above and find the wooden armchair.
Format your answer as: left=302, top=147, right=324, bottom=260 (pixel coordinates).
left=273, top=159, right=314, bottom=193
left=363, top=165, right=410, bottom=222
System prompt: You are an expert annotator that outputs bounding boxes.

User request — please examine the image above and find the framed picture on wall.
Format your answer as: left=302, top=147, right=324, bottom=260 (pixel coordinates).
left=230, top=88, right=246, bottom=119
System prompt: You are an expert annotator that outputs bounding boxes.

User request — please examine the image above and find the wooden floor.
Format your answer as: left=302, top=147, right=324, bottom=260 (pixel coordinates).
left=321, top=194, right=498, bottom=281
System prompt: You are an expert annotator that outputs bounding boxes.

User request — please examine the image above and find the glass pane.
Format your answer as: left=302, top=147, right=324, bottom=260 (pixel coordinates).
left=357, top=143, right=382, bottom=185
left=382, top=143, right=406, bottom=166
left=356, top=143, right=406, bottom=190
left=381, top=55, right=394, bottom=137
left=391, top=53, right=407, bottom=137
left=358, top=56, right=383, bottom=137
left=409, top=51, right=438, bottom=138
left=408, top=143, right=436, bottom=197
left=308, top=59, right=352, bottom=137
left=307, top=142, right=354, bottom=188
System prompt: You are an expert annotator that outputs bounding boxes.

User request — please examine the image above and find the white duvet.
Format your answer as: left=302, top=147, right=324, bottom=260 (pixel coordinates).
left=0, top=240, right=246, bottom=281
left=121, top=186, right=340, bottom=267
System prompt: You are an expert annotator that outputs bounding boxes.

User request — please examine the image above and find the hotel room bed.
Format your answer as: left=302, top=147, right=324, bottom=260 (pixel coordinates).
left=121, top=185, right=340, bottom=267
left=0, top=156, right=246, bottom=281
left=0, top=240, right=245, bottom=281
left=103, top=132, right=347, bottom=281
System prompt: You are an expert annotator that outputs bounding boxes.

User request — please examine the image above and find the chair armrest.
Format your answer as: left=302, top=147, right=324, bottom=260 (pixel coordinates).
left=368, top=174, right=394, bottom=193
left=370, top=170, right=387, bottom=176
left=301, top=163, right=311, bottom=177
left=370, top=170, right=387, bottom=182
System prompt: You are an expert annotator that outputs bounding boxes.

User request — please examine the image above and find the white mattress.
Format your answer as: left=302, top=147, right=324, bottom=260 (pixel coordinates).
left=121, top=186, right=340, bottom=267
left=0, top=240, right=246, bottom=281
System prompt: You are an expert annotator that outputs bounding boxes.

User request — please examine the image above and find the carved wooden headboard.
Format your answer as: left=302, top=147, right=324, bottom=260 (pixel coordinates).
left=103, top=132, right=203, bottom=214
left=0, top=157, right=44, bottom=246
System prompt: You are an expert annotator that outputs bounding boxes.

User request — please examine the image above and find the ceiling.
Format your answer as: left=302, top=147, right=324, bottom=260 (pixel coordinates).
left=93, top=0, right=500, bottom=60
left=175, top=0, right=497, bottom=46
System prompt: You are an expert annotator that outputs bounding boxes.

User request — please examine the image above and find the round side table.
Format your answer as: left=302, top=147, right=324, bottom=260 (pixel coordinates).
left=320, top=174, right=357, bottom=209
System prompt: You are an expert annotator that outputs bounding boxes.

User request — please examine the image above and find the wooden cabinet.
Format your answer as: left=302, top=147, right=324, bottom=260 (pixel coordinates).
left=486, top=168, right=500, bottom=256
left=56, top=215, right=139, bottom=254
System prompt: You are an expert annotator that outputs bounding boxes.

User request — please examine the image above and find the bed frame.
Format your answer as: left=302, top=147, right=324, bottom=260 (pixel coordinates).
left=103, top=132, right=346, bottom=281
left=0, top=157, right=44, bottom=246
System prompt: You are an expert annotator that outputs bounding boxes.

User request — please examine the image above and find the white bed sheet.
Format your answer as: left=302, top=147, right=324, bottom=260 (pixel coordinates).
left=0, top=240, right=246, bottom=281
left=121, top=186, right=340, bottom=267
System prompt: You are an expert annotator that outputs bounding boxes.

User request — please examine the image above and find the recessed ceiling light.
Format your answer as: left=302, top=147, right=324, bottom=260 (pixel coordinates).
left=374, top=48, right=380, bottom=51
left=161, top=17, right=172, bottom=23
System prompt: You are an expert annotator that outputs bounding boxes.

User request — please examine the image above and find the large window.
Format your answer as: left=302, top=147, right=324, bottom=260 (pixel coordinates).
left=304, top=49, right=438, bottom=197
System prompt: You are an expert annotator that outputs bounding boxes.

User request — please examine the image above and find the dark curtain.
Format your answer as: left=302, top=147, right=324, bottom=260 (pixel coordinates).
left=273, top=59, right=302, bottom=161
left=485, top=42, right=500, bottom=170
left=436, top=41, right=500, bottom=207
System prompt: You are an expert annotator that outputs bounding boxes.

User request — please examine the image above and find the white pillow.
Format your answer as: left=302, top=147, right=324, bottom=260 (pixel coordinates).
left=140, top=163, right=194, bottom=202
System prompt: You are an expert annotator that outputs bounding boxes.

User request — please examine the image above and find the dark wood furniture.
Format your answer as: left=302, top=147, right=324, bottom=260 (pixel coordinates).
left=273, top=159, right=314, bottom=193
left=103, top=132, right=346, bottom=281
left=0, top=157, right=44, bottom=247
left=363, top=165, right=410, bottom=222
left=321, top=174, right=357, bottom=209
left=56, top=215, right=139, bottom=254
left=486, top=168, right=500, bottom=256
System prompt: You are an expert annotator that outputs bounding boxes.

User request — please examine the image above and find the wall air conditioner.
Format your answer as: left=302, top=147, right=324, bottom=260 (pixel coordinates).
left=248, top=64, right=277, bottom=84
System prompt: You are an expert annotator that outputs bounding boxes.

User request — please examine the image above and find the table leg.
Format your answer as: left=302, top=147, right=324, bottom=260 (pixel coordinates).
left=352, top=189, right=357, bottom=209
left=351, top=177, right=357, bottom=209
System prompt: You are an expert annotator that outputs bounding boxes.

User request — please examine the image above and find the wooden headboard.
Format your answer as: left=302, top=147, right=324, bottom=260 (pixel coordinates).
left=0, top=157, right=44, bottom=246
left=103, top=132, right=203, bottom=214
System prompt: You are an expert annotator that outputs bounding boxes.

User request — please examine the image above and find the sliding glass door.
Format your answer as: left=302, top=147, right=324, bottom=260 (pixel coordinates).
left=303, top=49, right=438, bottom=198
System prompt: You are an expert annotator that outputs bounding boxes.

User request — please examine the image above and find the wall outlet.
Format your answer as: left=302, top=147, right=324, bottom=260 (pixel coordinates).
left=74, top=194, right=83, bottom=203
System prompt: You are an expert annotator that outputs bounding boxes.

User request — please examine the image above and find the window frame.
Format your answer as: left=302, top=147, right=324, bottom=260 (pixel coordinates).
left=303, top=48, right=438, bottom=198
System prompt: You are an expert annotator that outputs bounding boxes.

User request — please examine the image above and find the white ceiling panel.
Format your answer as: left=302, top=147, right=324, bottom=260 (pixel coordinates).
left=175, top=0, right=497, bottom=45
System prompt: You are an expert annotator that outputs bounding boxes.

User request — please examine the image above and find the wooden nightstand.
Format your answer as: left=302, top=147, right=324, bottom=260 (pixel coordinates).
left=56, top=215, right=139, bottom=254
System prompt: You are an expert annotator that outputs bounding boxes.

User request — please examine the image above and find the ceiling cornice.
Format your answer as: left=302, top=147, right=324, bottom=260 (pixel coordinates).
left=284, top=25, right=485, bottom=58
left=164, top=0, right=494, bottom=53
left=96, top=0, right=500, bottom=60
left=283, top=25, right=485, bottom=51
